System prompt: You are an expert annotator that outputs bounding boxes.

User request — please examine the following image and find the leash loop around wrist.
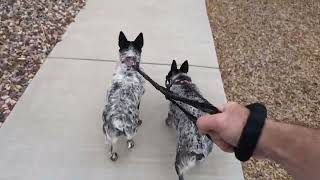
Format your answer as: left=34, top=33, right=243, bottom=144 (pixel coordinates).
left=234, top=103, right=267, bottom=161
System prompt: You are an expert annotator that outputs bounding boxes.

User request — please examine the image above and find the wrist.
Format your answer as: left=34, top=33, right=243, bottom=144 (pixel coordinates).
left=253, top=120, right=284, bottom=159
left=253, top=120, right=273, bottom=158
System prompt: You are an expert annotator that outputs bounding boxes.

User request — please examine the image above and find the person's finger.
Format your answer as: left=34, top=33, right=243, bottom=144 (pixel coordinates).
left=197, top=113, right=224, bottom=134
left=208, top=131, right=234, bottom=153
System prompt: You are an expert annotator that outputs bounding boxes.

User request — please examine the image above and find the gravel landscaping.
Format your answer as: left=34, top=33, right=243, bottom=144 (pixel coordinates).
left=0, top=0, right=85, bottom=124
left=206, top=0, right=319, bottom=179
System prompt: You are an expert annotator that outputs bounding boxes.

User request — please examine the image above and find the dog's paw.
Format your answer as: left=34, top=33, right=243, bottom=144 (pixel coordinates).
left=110, top=152, right=118, bottom=161
left=127, top=140, right=135, bottom=149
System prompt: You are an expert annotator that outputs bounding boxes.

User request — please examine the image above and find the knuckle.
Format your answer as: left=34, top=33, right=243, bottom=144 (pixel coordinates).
left=228, top=102, right=238, bottom=106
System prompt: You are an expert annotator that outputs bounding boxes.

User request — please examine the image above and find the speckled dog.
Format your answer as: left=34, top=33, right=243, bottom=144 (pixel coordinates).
left=165, top=60, right=213, bottom=180
left=102, top=31, right=145, bottom=161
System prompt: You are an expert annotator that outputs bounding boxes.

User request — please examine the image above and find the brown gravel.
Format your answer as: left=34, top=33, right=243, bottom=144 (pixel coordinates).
left=0, top=0, right=86, bottom=123
left=206, top=0, right=320, bottom=179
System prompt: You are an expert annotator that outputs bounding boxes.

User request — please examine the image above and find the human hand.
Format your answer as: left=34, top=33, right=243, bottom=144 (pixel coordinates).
left=197, top=102, right=250, bottom=152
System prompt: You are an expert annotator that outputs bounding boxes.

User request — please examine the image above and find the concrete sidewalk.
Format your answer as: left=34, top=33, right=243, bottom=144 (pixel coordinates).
left=0, top=0, right=244, bottom=179
left=49, top=0, right=219, bottom=68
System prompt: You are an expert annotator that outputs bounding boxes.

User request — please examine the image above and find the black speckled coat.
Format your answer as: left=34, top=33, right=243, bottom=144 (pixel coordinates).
left=166, top=73, right=213, bottom=180
left=102, top=63, right=145, bottom=143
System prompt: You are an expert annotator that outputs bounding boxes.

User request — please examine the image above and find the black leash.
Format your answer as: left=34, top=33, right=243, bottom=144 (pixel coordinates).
left=136, top=67, right=220, bottom=115
left=134, top=66, right=220, bottom=140
left=134, top=65, right=268, bottom=162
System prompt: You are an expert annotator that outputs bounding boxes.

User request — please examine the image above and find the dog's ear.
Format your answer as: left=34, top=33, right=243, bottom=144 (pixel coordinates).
left=180, top=60, right=189, bottom=73
left=133, top=32, right=144, bottom=50
left=171, top=60, right=178, bottom=72
left=119, top=31, right=129, bottom=49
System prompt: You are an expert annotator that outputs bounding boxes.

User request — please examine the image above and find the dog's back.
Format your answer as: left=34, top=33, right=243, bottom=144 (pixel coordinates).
left=103, top=65, right=145, bottom=138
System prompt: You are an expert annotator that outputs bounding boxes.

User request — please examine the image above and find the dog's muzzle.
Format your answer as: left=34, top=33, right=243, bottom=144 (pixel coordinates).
left=121, top=57, right=136, bottom=66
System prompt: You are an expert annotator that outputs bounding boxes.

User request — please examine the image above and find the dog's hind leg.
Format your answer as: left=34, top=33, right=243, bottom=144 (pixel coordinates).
left=127, top=139, right=135, bottom=149
left=125, top=129, right=136, bottom=149
left=109, top=143, right=118, bottom=161
left=104, top=128, right=119, bottom=161
left=102, top=111, right=119, bottom=161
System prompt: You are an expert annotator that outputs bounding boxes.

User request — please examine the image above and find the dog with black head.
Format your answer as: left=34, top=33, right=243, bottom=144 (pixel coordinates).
left=165, top=60, right=213, bottom=180
left=102, top=31, right=145, bottom=161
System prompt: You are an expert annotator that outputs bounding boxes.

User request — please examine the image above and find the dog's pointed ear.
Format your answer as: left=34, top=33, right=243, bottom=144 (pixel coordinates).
left=133, top=32, right=144, bottom=50
left=171, top=60, right=178, bottom=72
left=180, top=60, right=189, bottom=73
left=119, top=31, right=129, bottom=49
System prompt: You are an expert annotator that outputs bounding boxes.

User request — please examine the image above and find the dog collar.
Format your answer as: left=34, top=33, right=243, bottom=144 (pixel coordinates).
left=166, top=76, right=192, bottom=89
left=175, top=79, right=192, bottom=85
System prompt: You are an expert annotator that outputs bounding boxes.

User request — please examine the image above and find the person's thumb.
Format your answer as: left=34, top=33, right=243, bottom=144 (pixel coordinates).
left=197, top=113, right=224, bottom=134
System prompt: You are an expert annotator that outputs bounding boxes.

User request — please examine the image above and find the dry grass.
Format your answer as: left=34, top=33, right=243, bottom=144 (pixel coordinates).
left=206, top=0, right=320, bottom=179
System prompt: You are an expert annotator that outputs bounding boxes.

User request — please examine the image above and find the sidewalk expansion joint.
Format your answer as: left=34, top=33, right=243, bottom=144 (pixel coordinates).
left=48, top=56, right=220, bottom=70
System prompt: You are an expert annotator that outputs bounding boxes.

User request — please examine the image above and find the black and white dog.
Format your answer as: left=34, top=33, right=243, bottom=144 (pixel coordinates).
left=102, top=31, right=145, bottom=161
left=165, top=60, right=213, bottom=180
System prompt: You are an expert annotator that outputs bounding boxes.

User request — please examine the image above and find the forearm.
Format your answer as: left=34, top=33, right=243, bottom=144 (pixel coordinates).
left=254, top=120, right=320, bottom=180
